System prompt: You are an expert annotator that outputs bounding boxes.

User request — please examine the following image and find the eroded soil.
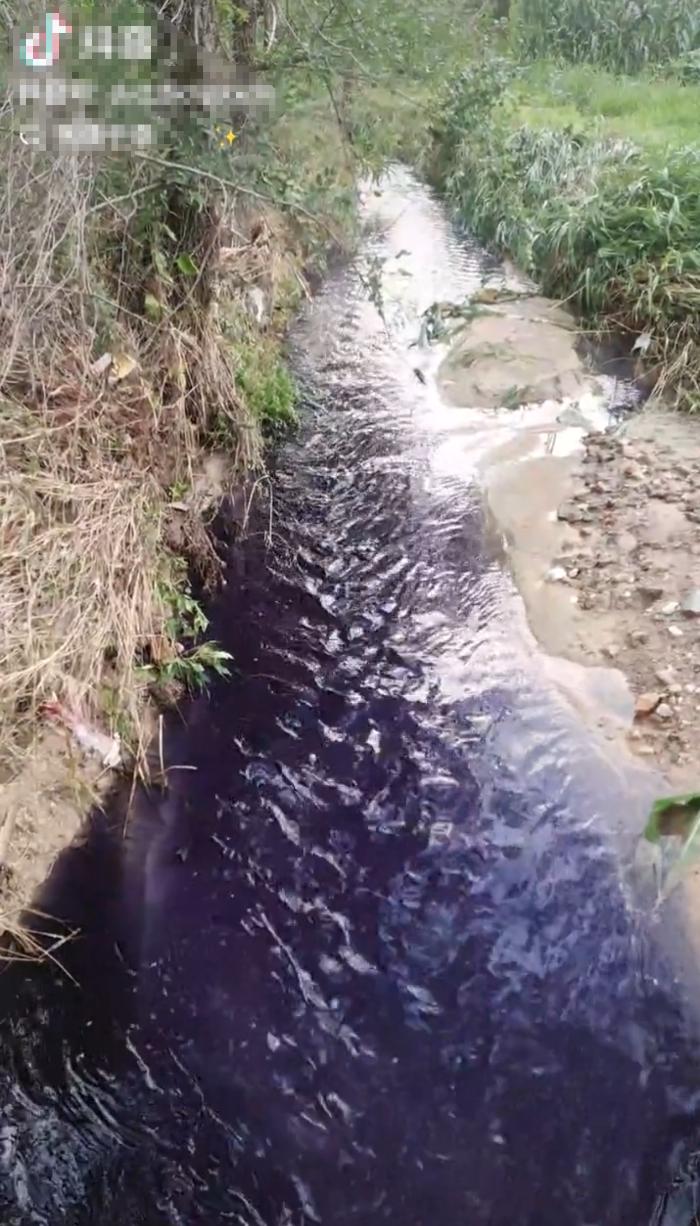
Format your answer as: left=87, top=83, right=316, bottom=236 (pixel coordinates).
left=485, top=406, right=700, bottom=792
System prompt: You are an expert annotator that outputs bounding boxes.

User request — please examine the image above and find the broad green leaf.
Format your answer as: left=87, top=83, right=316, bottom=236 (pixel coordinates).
left=175, top=253, right=199, bottom=277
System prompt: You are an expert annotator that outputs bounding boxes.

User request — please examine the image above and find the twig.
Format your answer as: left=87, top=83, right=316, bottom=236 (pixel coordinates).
left=89, top=182, right=163, bottom=215
left=132, top=151, right=343, bottom=244
left=0, top=809, right=16, bottom=869
left=158, top=712, right=164, bottom=783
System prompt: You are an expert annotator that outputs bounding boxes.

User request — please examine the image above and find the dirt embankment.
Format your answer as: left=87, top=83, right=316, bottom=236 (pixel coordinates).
left=0, top=183, right=344, bottom=943
left=435, top=286, right=700, bottom=793
left=484, top=405, right=700, bottom=792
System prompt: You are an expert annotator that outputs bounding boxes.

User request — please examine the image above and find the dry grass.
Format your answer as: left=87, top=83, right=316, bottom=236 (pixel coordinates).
left=0, top=117, right=301, bottom=779
left=0, top=400, right=165, bottom=766
left=0, top=72, right=352, bottom=957
left=0, top=908, right=78, bottom=970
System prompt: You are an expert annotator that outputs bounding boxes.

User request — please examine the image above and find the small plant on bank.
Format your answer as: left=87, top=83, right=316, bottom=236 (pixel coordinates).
left=140, top=569, right=233, bottom=696
left=235, top=337, right=299, bottom=436
left=644, top=791, right=700, bottom=899
left=139, top=642, right=233, bottom=695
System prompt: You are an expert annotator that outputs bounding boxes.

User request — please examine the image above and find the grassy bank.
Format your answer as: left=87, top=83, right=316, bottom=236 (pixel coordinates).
left=429, top=53, right=700, bottom=409
left=515, top=62, right=700, bottom=152
left=1, top=0, right=474, bottom=938
left=0, top=87, right=358, bottom=792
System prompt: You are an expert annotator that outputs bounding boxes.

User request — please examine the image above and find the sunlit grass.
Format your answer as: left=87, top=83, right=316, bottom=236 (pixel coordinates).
left=434, top=58, right=700, bottom=411
left=512, top=0, right=700, bottom=76
left=514, top=62, right=700, bottom=153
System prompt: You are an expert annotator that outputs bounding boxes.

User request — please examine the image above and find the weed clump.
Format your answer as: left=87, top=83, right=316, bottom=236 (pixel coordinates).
left=430, top=61, right=700, bottom=411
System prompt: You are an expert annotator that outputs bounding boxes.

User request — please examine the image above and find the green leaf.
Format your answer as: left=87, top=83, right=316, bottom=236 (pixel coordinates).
left=152, top=247, right=174, bottom=285
left=644, top=792, right=700, bottom=843
left=144, top=293, right=164, bottom=322
left=175, top=253, right=199, bottom=277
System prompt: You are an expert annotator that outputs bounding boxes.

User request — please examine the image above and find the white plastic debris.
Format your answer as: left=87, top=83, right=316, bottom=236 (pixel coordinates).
left=90, top=352, right=113, bottom=376
left=681, top=588, right=700, bottom=617
left=40, top=699, right=122, bottom=768
left=632, top=332, right=653, bottom=355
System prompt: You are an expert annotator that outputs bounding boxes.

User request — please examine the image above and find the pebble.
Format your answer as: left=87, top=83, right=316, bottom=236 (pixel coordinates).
left=618, top=532, right=638, bottom=552
left=545, top=566, right=569, bottom=584
left=655, top=703, right=674, bottom=721
left=661, top=601, right=680, bottom=615
left=557, top=504, right=578, bottom=523
left=638, top=582, right=665, bottom=601
left=669, top=625, right=684, bottom=638
left=622, top=462, right=644, bottom=480
left=628, top=630, right=648, bottom=645
left=681, top=588, right=700, bottom=617
left=655, top=667, right=676, bottom=687
left=635, top=692, right=663, bottom=717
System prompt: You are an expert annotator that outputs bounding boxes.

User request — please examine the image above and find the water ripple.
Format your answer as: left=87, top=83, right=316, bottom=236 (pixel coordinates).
left=0, top=166, right=699, bottom=1226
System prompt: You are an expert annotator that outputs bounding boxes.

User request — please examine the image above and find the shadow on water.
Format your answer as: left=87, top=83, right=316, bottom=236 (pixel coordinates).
left=3, top=166, right=700, bottom=1224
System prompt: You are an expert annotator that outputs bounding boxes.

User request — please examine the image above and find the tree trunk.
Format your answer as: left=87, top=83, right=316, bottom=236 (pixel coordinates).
left=233, top=0, right=260, bottom=63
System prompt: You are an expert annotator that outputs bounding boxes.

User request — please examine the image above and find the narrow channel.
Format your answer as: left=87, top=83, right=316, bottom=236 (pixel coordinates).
left=2, top=167, right=700, bottom=1226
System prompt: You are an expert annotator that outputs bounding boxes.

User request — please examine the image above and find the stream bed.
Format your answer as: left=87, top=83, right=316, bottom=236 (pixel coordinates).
left=2, top=168, right=700, bottom=1225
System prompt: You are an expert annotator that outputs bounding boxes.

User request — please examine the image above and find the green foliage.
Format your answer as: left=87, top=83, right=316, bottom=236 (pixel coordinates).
left=175, top=253, right=199, bottom=277
left=512, top=0, right=700, bottom=74
left=140, top=643, right=233, bottom=693
left=643, top=791, right=700, bottom=898
left=674, top=48, right=700, bottom=82
left=417, top=299, right=490, bottom=345
left=235, top=339, right=298, bottom=435
left=144, top=568, right=233, bottom=694
left=516, top=62, right=700, bottom=152
left=281, top=0, right=484, bottom=83
left=157, top=575, right=209, bottom=642
left=430, top=58, right=518, bottom=169
left=433, top=59, right=700, bottom=410
left=645, top=792, right=700, bottom=843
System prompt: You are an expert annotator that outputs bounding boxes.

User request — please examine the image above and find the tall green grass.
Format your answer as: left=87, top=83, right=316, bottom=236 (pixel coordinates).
left=517, top=62, right=700, bottom=152
left=512, top=0, right=700, bottom=74
left=430, top=64, right=700, bottom=409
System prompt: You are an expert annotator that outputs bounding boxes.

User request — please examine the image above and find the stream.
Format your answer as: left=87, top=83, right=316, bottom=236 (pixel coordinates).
left=3, top=167, right=700, bottom=1225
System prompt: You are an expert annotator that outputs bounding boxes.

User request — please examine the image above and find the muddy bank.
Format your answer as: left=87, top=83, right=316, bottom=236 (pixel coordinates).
left=0, top=734, right=116, bottom=930
left=433, top=281, right=700, bottom=793
left=0, top=191, right=338, bottom=940
left=438, top=293, right=600, bottom=410
left=482, top=405, right=700, bottom=792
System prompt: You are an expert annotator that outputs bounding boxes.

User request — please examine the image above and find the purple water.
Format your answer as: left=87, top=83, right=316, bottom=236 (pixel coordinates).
left=1, top=168, right=699, bottom=1226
